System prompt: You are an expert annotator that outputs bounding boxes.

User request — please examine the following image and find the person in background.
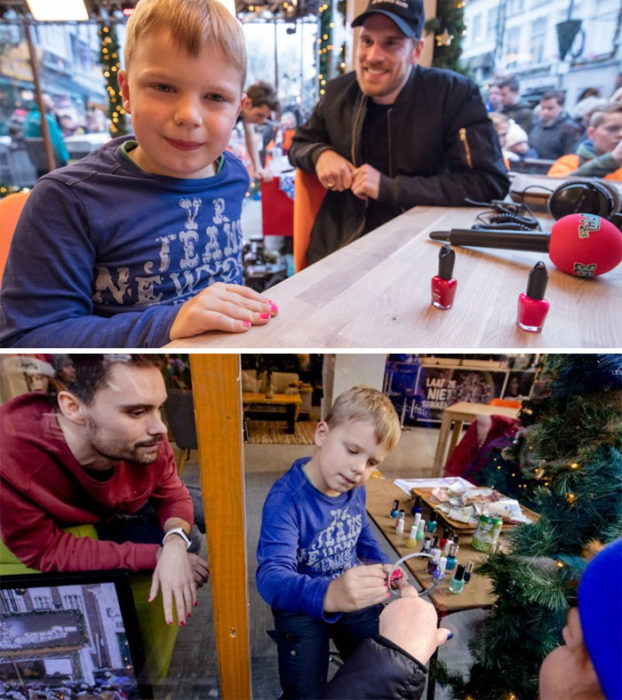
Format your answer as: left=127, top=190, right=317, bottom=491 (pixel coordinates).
left=0, top=0, right=278, bottom=348
left=256, top=385, right=403, bottom=698
left=498, top=76, right=534, bottom=134
left=23, top=93, right=70, bottom=176
left=486, top=83, right=503, bottom=112
left=238, top=81, right=280, bottom=182
left=489, top=112, right=534, bottom=166
left=528, top=91, right=581, bottom=160
left=0, top=354, right=210, bottom=626
left=288, top=0, right=508, bottom=265
left=324, top=538, right=622, bottom=700
left=505, top=120, right=536, bottom=160
left=548, top=103, right=622, bottom=180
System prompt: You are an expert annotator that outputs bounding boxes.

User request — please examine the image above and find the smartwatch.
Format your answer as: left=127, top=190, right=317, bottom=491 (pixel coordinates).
left=162, top=527, right=191, bottom=550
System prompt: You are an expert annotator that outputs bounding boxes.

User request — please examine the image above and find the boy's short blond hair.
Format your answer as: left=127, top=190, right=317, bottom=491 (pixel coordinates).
left=325, top=385, right=401, bottom=451
left=124, top=0, right=247, bottom=88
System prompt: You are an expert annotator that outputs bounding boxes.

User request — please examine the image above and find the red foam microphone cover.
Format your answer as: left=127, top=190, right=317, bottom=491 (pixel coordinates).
left=549, top=213, right=622, bottom=277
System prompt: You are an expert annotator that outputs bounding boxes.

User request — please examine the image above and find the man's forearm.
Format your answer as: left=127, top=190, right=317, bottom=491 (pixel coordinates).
left=573, top=152, right=620, bottom=178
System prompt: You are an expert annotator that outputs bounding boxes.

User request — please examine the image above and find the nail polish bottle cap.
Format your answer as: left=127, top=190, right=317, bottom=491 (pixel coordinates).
left=438, top=244, right=455, bottom=280
left=438, top=556, right=447, bottom=577
left=453, top=564, right=465, bottom=581
left=465, top=561, right=474, bottom=574
left=525, top=261, right=548, bottom=300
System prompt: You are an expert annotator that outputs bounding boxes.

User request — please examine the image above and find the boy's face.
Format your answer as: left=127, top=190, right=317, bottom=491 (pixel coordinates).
left=306, top=419, right=389, bottom=497
left=118, top=28, right=243, bottom=179
left=588, top=113, right=622, bottom=155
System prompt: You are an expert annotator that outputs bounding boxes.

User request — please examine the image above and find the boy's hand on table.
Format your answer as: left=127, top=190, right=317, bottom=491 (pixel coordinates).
left=324, top=564, right=389, bottom=613
left=149, top=537, right=198, bottom=626
left=169, top=282, right=278, bottom=340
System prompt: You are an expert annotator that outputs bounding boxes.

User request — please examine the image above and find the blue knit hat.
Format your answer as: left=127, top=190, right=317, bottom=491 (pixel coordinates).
left=578, top=538, right=622, bottom=700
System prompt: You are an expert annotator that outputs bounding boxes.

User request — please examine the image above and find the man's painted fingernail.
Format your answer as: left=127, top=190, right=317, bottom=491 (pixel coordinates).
left=187, top=612, right=192, bottom=618
left=167, top=620, right=172, bottom=625
left=194, top=601, right=198, bottom=607
left=260, top=312, right=270, bottom=319
left=242, top=321, right=252, bottom=327
left=180, top=620, right=187, bottom=627
left=270, top=303, right=279, bottom=313
left=447, top=632, right=454, bottom=640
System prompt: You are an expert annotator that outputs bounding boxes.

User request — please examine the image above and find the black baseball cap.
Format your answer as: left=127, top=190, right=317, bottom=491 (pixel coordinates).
left=351, top=0, right=425, bottom=38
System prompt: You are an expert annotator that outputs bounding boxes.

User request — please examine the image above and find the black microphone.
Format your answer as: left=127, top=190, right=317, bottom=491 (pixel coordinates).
left=429, top=214, right=622, bottom=277
left=429, top=229, right=551, bottom=252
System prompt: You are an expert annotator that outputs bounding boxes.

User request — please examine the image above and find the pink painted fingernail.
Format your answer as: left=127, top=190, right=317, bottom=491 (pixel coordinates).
left=167, top=620, right=172, bottom=625
left=180, top=620, right=186, bottom=627
left=187, top=612, right=192, bottom=618
left=270, top=303, right=279, bottom=312
left=260, top=312, right=270, bottom=319
left=242, top=321, right=251, bottom=327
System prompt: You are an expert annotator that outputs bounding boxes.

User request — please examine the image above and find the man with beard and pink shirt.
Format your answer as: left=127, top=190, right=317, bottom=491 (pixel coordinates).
left=0, top=354, right=208, bottom=625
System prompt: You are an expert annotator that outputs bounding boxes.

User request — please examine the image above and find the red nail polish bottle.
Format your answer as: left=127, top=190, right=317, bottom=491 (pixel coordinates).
left=431, top=244, right=457, bottom=310
left=517, top=261, right=549, bottom=332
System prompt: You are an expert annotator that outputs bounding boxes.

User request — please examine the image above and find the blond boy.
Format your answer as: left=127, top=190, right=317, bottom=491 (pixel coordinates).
left=256, top=385, right=401, bottom=698
left=0, top=0, right=277, bottom=348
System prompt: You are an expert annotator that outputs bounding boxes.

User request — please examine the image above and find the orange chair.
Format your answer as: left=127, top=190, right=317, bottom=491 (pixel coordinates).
left=489, top=398, right=522, bottom=409
left=293, top=169, right=327, bottom=272
left=0, top=190, right=29, bottom=285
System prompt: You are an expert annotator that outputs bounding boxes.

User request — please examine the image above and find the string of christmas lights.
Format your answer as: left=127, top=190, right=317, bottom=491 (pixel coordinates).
left=98, top=24, right=129, bottom=136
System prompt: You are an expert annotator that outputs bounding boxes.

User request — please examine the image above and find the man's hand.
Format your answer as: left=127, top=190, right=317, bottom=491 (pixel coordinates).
left=379, top=581, right=451, bottom=664
left=610, top=140, right=622, bottom=166
left=315, top=150, right=355, bottom=192
left=324, top=564, right=389, bottom=613
left=169, top=282, right=278, bottom=341
left=255, top=167, right=274, bottom=183
left=351, top=164, right=381, bottom=201
left=188, top=553, right=210, bottom=587
left=149, top=538, right=198, bottom=626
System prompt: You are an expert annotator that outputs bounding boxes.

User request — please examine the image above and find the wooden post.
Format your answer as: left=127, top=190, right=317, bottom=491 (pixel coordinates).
left=23, top=21, right=56, bottom=173
left=188, top=354, right=251, bottom=700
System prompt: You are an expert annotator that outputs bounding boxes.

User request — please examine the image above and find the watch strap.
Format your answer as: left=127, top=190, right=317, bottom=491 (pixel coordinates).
left=162, top=527, right=191, bottom=550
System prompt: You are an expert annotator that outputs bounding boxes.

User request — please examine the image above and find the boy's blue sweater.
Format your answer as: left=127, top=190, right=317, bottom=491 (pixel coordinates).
left=256, top=457, right=389, bottom=622
left=0, top=136, right=249, bottom=348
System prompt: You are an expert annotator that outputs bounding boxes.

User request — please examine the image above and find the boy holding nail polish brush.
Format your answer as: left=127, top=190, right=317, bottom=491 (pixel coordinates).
left=256, top=385, right=404, bottom=699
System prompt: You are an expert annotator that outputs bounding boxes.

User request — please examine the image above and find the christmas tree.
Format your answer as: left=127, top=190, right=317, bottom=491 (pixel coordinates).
left=439, top=354, right=622, bottom=699
left=424, top=0, right=470, bottom=75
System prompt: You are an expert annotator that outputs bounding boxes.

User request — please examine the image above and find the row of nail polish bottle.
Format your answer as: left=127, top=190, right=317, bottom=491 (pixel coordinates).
left=449, top=560, right=474, bottom=594
left=431, top=244, right=550, bottom=332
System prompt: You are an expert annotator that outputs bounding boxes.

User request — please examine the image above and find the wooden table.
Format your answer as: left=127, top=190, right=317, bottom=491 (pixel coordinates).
left=242, top=392, right=302, bottom=433
left=367, top=476, right=538, bottom=699
left=366, top=477, right=497, bottom=614
left=367, top=477, right=501, bottom=699
left=167, top=203, right=622, bottom=349
left=432, top=401, right=521, bottom=474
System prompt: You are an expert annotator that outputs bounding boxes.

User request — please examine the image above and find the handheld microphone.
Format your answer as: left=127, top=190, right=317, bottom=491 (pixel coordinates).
left=429, top=213, right=622, bottom=278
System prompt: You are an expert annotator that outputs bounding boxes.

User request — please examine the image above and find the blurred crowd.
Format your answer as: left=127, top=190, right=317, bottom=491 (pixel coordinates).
left=484, top=76, right=622, bottom=179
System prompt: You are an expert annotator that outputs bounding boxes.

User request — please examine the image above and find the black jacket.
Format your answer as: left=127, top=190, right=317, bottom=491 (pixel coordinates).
left=324, top=635, right=427, bottom=700
left=528, top=111, right=581, bottom=160
left=289, top=66, right=509, bottom=264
